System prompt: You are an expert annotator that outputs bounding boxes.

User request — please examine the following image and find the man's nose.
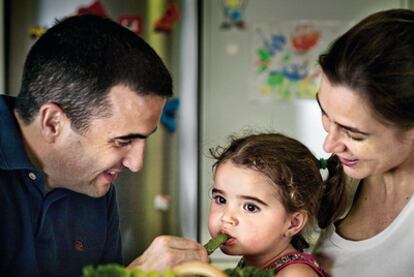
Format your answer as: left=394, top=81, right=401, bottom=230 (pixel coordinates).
left=122, top=140, right=145, bottom=172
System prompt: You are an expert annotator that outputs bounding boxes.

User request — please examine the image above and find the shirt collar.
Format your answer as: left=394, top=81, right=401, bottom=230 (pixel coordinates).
left=0, top=95, right=37, bottom=171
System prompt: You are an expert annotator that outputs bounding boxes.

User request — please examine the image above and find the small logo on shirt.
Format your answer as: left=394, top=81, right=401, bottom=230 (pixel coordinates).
left=74, top=240, right=85, bottom=252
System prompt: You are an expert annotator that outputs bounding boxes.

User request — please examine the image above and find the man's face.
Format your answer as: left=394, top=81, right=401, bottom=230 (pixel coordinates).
left=45, top=85, right=166, bottom=197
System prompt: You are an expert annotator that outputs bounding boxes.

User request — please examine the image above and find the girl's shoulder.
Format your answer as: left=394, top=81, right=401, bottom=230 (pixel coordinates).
left=266, top=252, right=325, bottom=277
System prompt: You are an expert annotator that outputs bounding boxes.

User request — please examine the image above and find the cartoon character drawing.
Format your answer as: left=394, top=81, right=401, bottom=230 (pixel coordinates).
left=220, top=0, right=248, bottom=29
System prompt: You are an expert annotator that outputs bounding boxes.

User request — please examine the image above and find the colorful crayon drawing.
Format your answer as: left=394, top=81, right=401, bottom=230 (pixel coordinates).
left=251, top=20, right=349, bottom=101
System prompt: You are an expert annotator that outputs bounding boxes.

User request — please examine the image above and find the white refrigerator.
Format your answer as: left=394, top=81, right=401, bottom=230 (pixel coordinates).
left=198, top=0, right=409, bottom=268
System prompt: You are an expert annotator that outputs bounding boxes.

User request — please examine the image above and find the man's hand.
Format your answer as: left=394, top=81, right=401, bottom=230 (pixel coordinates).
left=127, top=235, right=209, bottom=272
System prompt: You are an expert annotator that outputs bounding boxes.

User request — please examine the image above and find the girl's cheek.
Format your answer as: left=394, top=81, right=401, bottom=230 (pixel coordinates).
left=207, top=212, right=220, bottom=237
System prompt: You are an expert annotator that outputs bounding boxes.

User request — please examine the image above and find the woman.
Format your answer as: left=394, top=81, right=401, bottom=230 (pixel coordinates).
left=313, top=9, right=414, bottom=277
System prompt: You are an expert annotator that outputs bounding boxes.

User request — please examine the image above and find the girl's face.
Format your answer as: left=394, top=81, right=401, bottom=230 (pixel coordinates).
left=208, top=160, right=294, bottom=266
left=317, top=74, right=414, bottom=179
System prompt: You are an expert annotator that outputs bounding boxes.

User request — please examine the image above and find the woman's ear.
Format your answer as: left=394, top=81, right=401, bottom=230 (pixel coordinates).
left=285, top=211, right=308, bottom=237
left=38, top=103, right=67, bottom=143
left=406, top=127, right=414, bottom=141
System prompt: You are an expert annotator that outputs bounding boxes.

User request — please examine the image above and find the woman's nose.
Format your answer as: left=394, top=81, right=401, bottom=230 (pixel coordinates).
left=323, top=123, right=346, bottom=154
left=122, top=140, right=145, bottom=172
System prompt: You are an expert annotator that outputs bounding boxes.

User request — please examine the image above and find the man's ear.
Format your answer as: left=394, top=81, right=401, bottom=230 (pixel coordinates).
left=285, top=211, right=308, bottom=237
left=38, top=103, right=67, bottom=143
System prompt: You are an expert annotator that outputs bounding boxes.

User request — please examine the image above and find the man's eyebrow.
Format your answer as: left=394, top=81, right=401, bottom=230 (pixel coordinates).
left=316, top=93, right=370, bottom=136
left=113, top=126, right=158, bottom=140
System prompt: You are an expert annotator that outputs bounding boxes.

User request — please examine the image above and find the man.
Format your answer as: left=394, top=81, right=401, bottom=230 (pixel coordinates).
left=0, top=14, right=208, bottom=276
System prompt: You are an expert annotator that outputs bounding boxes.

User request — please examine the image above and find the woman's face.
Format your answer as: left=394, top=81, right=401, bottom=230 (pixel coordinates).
left=208, top=160, right=294, bottom=266
left=317, top=74, right=414, bottom=179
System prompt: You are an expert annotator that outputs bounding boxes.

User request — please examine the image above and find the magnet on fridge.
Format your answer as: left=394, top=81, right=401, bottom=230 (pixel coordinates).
left=154, top=195, right=171, bottom=211
left=29, top=26, right=47, bottom=39
left=161, top=98, right=179, bottom=133
left=220, top=0, right=248, bottom=30
left=118, top=15, right=142, bottom=35
left=76, top=0, right=109, bottom=18
left=154, top=2, right=180, bottom=33
left=225, top=43, right=239, bottom=55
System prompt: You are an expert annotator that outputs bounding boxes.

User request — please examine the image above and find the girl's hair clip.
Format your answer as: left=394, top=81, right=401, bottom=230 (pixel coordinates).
left=319, top=158, right=329, bottom=182
left=319, top=158, right=328, bottom=169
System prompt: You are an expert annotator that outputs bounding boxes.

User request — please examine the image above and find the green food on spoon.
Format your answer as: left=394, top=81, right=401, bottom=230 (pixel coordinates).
left=203, top=234, right=230, bottom=255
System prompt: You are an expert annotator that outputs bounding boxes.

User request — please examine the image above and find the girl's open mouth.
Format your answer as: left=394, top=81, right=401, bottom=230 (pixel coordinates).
left=224, top=237, right=236, bottom=246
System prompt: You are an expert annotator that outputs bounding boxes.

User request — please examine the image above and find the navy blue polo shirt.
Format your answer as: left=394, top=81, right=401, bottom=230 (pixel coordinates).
left=0, top=95, right=122, bottom=276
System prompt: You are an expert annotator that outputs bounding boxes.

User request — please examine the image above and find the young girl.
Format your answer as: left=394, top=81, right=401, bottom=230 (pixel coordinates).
left=207, top=133, right=346, bottom=277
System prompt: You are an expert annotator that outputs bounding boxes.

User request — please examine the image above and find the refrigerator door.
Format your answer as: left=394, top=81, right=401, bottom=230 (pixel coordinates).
left=199, top=0, right=405, bottom=268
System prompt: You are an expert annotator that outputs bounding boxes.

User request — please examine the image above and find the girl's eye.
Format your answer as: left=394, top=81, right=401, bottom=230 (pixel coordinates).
left=213, top=195, right=226, bottom=205
left=243, top=203, right=260, bottom=213
left=114, top=139, right=132, bottom=147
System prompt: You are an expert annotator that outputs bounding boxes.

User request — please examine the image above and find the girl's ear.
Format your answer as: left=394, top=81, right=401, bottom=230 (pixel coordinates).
left=285, top=210, right=308, bottom=237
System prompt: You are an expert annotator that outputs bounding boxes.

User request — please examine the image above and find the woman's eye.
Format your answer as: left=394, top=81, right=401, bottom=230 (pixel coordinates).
left=213, top=195, right=226, bottom=205
left=345, top=131, right=364, bottom=141
left=321, top=114, right=330, bottom=132
left=243, top=203, right=260, bottom=213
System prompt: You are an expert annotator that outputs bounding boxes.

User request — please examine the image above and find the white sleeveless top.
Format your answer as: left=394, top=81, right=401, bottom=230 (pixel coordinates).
left=314, top=180, right=414, bottom=277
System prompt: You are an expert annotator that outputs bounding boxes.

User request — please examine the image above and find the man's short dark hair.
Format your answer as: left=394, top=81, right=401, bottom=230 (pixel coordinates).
left=15, top=14, right=172, bottom=132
